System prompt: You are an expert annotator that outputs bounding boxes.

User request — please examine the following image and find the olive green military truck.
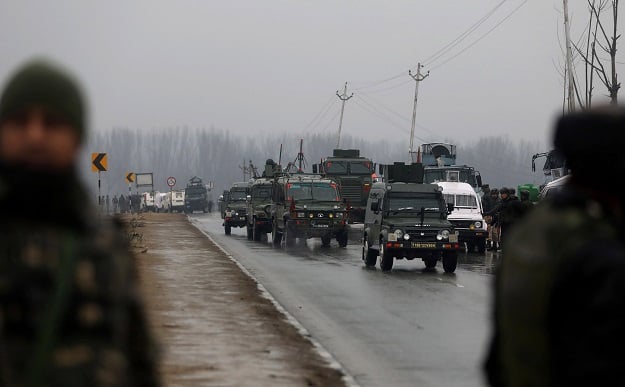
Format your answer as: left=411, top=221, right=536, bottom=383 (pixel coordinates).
left=222, top=182, right=249, bottom=235
left=362, top=162, right=461, bottom=273
left=246, top=176, right=274, bottom=241
left=270, top=172, right=349, bottom=247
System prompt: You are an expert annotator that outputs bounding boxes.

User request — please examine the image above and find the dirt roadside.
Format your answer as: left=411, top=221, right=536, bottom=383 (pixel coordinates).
left=122, top=212, right=348, bottom=387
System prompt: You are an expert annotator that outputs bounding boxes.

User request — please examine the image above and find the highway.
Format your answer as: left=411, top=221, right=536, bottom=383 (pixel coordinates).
left=191, top=212, right=497, bottom=387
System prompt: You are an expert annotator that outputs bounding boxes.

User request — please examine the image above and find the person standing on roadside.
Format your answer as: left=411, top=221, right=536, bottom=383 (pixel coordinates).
left=484, top=187, right=523, bottom=252
left=0, top=58, right=161, bottom=386
left=484, top=105, right=625, bottom=387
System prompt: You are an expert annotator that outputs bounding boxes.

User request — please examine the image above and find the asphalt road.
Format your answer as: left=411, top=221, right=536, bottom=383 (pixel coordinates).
left=190, top=212, right=498, bottom=387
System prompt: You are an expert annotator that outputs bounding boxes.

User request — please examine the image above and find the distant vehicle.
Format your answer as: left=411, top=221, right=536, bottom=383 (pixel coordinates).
left=539, top=174, right=570, bottom=200
left=222, top=182, right=249, bottom=235
left=532, top=149, right=569, bottom=189
left=140, top=191, right=155, bottom=212
left=246, top=164, right=275, bottom=241
left=437, top=181, right=488, bottom=253
left=153, top=192, right=169, bottom=213
left=362, top=162, right=461, bottom=272
left=271, top=172, right=349, bottom=247
left=169, top=190, right=185, bottom=213
left=184, top=176, right=209, bottom=213
left=419, top=143, right=485, bottom=197
left=312, top=149, right=375, bottom=223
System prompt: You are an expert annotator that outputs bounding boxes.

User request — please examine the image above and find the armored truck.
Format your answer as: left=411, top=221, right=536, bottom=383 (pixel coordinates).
left=271, top=172, right=349, bottom=247
left=419, top=143, right=484, bottom=197
left=362, top=162, right=461, bottom=273
left=312, top=149, right=375, bottom=223
left=223, top=182, right=249, bottom=235
left=184, top=176, right=209, bottom=213
left=246, top=176, right=273, bottom=241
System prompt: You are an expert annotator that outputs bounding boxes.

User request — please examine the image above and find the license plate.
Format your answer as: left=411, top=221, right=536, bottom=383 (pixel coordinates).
left=313, top=224, right=329, bottom=228
left=411, top=242, right=436, bottom=248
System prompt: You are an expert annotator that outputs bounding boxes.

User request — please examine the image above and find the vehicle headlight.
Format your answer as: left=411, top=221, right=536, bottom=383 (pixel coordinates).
left=329, top=213, right=334, bottom=218
left=394, top=229, right=403, bottom=239
left=437, top=229, right=451, bottom=240
left=403, top=233, right=410, bottom=241
left=336, top=212, right=344, bottom=218
left=309, top=213, right=314, bottom=218
left=474, top=221, right=482, bottom=229
left=297, top=212, right=305, bottom=218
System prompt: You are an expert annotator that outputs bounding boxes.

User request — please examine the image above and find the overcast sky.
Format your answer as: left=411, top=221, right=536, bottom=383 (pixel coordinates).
left=1, top=1, right=622, bottom=150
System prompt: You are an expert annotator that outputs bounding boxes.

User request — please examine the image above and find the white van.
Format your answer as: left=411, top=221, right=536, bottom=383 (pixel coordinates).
left=170, top=190, right=186, bottom=213
left=436, top=181, right=488, bottom=253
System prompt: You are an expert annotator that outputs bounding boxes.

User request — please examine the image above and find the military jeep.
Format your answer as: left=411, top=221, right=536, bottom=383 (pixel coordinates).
left=362, top=162, right=461, bottom=273
left=223, top=182, right=249, bottom=235
left=270, top=173, right=349, bottom=247
left=246, top=177, right=273, bottom=241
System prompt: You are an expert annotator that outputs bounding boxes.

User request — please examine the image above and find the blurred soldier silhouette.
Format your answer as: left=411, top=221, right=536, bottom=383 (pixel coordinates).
left=0, top=58, right=161, bottom=386
left=484, top=105, right=625, bottom=387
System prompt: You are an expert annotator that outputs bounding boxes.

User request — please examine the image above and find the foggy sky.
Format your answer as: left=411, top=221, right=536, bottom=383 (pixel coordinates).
left=1, top=1, right=622, bottom=150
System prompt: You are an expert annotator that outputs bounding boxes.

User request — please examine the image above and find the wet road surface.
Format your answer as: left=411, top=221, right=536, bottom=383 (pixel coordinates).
left=191, top=212, right=501, bottom=387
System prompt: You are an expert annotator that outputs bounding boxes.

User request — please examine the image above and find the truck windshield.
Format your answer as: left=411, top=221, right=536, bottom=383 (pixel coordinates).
left=386, top=193, right=443, bottom=213
left=252, top=186, right=272, bottom=199
left=324, top=161, right=348, bottom=174
left=424, top=168, right=477, bottom=188
left=443, top=193, right=478, bottom=208
left=230, top=190, right=247, bottom=201
left=349, top=161, right=373, bottom=175
left=287, top=182, right=340, bottom=201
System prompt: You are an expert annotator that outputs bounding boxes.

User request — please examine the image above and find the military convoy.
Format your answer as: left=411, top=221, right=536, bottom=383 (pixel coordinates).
left=312, top=149, right=375, bottom=223
left=362, top=162, right=461, bottom=273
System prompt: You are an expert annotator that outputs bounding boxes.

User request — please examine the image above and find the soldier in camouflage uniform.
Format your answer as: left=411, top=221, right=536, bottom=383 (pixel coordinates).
left=0, top=59, right=161, bottom=386
left=484, top=105, right=625, bottom=387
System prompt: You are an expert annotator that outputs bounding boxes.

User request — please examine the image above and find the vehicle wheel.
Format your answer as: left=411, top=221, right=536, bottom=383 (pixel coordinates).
left=321, top=234, right=332, bottom=247
left=477, top=238, right=487, bottom=254
left=225, top=223, right=231, bottom=235
left=379, top=242, right=393, bottom=271
left=284, top=224, right=296, bottom=247
left=272, top=221, right=282, bottom=246
left=442, top=252, right=458, bottom=273
left=253, top=223, right=262, bottom=241
left=362, top=237, right=377, bottom=267
left=246, top=224, right=253, bottom=240
left=336, top=231, right=348, bottom=248
left=424, top=258, right=437, bottom=269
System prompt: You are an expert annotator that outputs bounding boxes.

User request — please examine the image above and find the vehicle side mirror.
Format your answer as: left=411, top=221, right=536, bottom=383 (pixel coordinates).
left=312, top=164, right=318, bottom=174
left=447, top=203, right=454, bottom=214
left=246, top=194, right=251, bottom=202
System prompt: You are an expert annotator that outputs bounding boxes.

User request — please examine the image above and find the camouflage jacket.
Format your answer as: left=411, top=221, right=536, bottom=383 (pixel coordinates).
left=0, top=171, right=161, bottom=387
left=485, top=186, right=625, bottom=387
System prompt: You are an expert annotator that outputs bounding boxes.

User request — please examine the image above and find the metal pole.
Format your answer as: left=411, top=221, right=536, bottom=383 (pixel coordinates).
left=408, top=63, right=429, bottom=163
left=563, top=0, right=576, bottom=112
left=336, top=82, right=354, bottom=148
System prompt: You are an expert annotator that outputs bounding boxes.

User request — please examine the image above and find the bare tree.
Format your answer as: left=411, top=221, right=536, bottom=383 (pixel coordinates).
left=571, top=0, right=620, bottom=108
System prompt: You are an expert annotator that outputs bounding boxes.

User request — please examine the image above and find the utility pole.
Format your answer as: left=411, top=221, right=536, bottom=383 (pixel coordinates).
left=408, top=63, right=429, bottom=163
left=336, top=82, right=353, bottom=149
left=563, top=0, right=576, bottom=112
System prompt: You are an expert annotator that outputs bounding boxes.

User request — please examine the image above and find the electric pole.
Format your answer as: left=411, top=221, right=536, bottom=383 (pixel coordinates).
left=408, top=63, right=429, bottom=163
left=563, top=0, right=576, bottom=112
left=336, top=82, right=353, bottom=149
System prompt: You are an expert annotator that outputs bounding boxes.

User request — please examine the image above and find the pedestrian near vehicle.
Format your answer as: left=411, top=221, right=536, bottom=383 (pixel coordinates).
left=484, top=105, right=625, bottom=387
left=483, top=187, right=523, bottom=252
left=0, top=58, right=161, bottom=386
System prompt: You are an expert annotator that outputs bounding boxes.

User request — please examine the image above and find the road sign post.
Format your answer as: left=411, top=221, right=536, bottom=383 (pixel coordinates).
left=91, top=153, right=107, bottom=211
